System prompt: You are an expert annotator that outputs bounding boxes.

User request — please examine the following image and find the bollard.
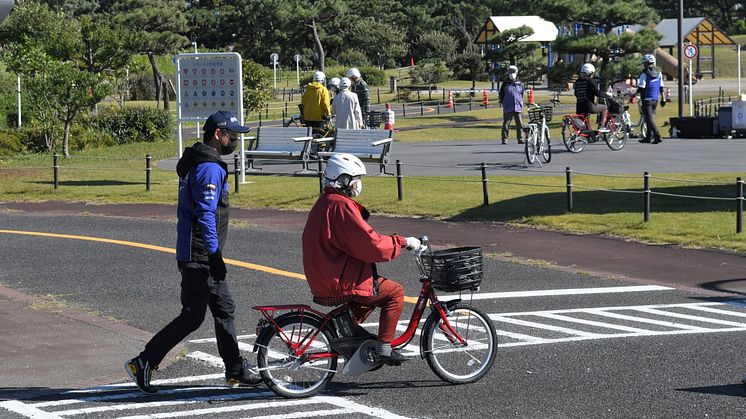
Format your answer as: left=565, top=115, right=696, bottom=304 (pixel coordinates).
left=259, top=111, right=263, bottom=127
left=643, top=172, right=650, bottom=222
left=481, top=163, right=489, bottom=206
left=437, top=102, right=440, bottom=114
left=469, top=97, right=472, bottom=111
left=420, top=101, right=424, bottom=116
left=737, top=177, right=744, bottom=233
left=284, top=102, right=288, bottom=118
left=265, top=105, right=269, bottom=119
left=402, top=103, right=406, bottom=118
left=377, top=88, right=381, bottom=104
left=565, top=167, right=573, bottom=212
left=53, top=153, right=59, bottom=189
left=146, top=154, right=152, bottom=191
left=318, top=160, right=324, bottom=195
left=396, top=160, right=403, bottom=201
left=234, top=155, right=240, bottom=194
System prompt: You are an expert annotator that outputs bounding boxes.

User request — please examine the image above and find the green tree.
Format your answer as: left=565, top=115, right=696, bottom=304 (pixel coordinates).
left=415, top=30, right=458, bottom=62
left=242, top=60, right=272, bottom=113
left=344, top=17, right=407, bottom=69
left=449, top=48, right=484, bottom=93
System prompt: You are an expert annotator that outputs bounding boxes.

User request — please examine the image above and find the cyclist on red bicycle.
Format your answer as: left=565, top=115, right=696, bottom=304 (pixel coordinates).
left=302, top=153, right=420, bottom=365
left=574, top=63, right=611, bottom=133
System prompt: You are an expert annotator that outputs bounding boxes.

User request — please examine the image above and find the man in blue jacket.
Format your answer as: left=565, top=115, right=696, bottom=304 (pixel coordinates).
left=637, top=54, right=666, bottom=144
left=499, top=65, right=525, bottom=144
left=125, top=111, right=260, bottom=394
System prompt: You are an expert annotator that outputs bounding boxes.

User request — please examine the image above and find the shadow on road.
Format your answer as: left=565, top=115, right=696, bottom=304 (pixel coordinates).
left=676, top=383, right=746, bottom=398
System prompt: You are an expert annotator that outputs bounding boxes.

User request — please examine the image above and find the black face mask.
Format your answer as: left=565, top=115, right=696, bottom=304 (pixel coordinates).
left=221, top=139, right=238, bottom=155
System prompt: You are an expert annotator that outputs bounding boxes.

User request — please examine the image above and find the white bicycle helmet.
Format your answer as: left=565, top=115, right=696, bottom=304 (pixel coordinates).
left=313, top=71, right=326, bottom=83
left=324, top=153, right=367, bottom=197
left=641, top=54, right=656, bottom=66
left=328, top=77, right=340, bottom=88
left=346, top=67, right=361, bottom=79
left=580, top=63, right=595, bottom=76
left=507, top=65, right=518, bottom=73
left=339, top=77, right=352, bottom=90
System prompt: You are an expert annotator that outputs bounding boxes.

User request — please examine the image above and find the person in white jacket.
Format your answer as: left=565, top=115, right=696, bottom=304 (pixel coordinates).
left=332, top=77, right=364, bottom=129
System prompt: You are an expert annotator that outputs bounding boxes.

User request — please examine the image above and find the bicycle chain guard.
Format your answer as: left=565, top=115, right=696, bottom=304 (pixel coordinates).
left=340, top=339, right=382, bottom=376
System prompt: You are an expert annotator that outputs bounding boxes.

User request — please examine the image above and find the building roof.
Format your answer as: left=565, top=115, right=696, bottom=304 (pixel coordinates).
left=474, top=16, right=558, bottom=44
left=654, top=18, right=734, bottom=47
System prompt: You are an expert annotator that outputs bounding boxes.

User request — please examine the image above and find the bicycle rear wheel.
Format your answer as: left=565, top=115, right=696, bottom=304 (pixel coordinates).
left=256, top=314, right=337, bottom=398
left=524, top=126, right=537, bottom=164
left=283, top=116, right=301, bottom=127
left=604, top=118, right=627, bottom=151
left=421, top=304, right=497, bottom=384
left=540, top=126, right=551, bottom=163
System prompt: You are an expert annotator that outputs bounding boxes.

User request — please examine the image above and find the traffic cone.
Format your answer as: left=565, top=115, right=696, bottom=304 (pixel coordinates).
left=482, top=89, right=490, bottom=107
left=383, top=103, right=395, bottom=130
left=527, top=88, right=535, bottom=104
left=447, top=90, right=454, bottom=109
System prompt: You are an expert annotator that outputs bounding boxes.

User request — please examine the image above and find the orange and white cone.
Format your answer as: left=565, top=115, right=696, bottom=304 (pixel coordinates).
left=383, top=103, right=395, bottom=131
left=447, top=90, right=454, bottom=109
left=482, top=90, right=490, bottom=107
left=527, top=88, right=535, bottom=104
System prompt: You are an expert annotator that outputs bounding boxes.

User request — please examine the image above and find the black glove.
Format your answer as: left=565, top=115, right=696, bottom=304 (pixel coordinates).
left=660, top=98, right=666, bottom=107
left=208, top=251, right=227, bottom=282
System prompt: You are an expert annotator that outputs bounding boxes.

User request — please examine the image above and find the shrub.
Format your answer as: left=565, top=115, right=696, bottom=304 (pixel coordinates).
left=68, top=123, right=115, bottom=151
left=93, top=107, right=173, bottom=144
left=0, top=129, right=23, bottom=155
left=357, top=66, right=386, bottom=86
left=337, top=49, right=371, bottom=67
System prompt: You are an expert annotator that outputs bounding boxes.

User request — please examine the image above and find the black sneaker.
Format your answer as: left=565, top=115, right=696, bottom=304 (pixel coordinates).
left=638, top=138, right=652, bottom=143
left=652, top=138, right=662, bottom=144
left=377, top=349, right=408, bottom=366
left=124, top=356, right=157, bottom=394
left=226, top=357, right=262, bottom=387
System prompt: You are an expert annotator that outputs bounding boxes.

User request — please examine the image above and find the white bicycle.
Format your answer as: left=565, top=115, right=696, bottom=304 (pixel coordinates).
left=522, top=103, right=552, bottom=165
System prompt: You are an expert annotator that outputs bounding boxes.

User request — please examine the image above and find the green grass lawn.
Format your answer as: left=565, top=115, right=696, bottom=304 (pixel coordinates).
left=2, top=139, right=745, bottom=253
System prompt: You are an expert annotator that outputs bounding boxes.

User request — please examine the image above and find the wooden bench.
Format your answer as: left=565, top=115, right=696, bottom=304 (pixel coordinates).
left=244, top=126, right=314, bottom=172
left=316, top=129, right=394, bottom=175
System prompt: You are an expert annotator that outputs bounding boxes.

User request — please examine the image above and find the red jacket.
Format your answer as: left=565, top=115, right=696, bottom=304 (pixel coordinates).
left=302, top=188, right=406, bottom=299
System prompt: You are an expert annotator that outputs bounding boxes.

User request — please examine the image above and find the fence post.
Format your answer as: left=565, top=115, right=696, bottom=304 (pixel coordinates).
left=420, top=101, right=424, bottom=116
left=318, top=160, right=324, bottom=195
left=396, top=160, right=403, bottom=201
left=481, top=162, right=489, bottom=206
left=643, top=172, right=651, bottom=222
left=145, top=154, right=152, bottom=191
left=259, top=111, right=263, bottom=127
left=565, top=167, right=573, bottom=212
left=53, top=153, right=59, bottom=189
left=737, top=177, right=744, bottom=233
left=402, top=103, right=406, bottom=118
left=469, top=97, right=472, bottom=111
left=437, top=101, right=440, bottom=114
left=453, top=98, right=457, bottom=113
left=377, top=88, right=380, bottom=104
left=234, top=155, right=240, bottom=194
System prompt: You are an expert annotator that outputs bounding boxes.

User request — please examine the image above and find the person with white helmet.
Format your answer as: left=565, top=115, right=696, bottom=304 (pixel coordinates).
left=498, top=65, right=525, bottom=145
left=301, top=70, right=331, bottom=128
left=637, top=53, right=665, bottom=144
left=574, top=62, right=612, bottom=133
left=332, top=77, right=364, bottom=129
left=346, top=67, right=371, bottom=127
left=302, top=153, right=421, bottom=366
left=328, top=77, right=341, bottom=99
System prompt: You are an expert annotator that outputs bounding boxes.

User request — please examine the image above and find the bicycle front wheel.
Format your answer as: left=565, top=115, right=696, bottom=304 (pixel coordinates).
left=540, top=125, right=551, bottom=163
left=283, top=116, right=301, bottom=127
left=421, top=304, right=498, bottom=384
left=256, top=315, right=337, bottom=398
left=605, top=118, right=627, bottom=151
left=524, top=127, right=537, bottom=164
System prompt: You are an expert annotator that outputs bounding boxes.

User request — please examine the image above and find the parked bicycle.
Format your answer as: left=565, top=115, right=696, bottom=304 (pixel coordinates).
left=251, top=236, right=497, bottom=398
left=284, top=104, right=335, bottom=154
left=620, top=94, right=647, bottom=139
left=523, top=103, right=552, bottom=165
left=560, top=97, right=628, bottom=153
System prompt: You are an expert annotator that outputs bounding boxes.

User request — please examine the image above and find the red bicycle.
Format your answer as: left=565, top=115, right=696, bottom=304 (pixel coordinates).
left=561, top=97, right=629, bottom=153
left=251, top=237, right=498, bottom=398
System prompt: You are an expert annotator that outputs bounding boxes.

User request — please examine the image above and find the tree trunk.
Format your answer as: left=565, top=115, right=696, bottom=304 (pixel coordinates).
left=310, top=18, right=325, bottom=72
left=148, top=52, right=163, bottom=109
left=63, top=120, right=71, bottom=158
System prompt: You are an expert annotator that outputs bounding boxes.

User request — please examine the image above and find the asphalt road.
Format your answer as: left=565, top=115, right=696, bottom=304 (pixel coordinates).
left=2, top=212, right=746, bottom=418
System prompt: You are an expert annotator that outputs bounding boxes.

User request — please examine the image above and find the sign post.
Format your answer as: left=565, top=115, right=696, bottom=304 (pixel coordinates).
left=683, top=43, right=698, bottom=116
left=294, top=54, right=301, bottom=86
left=270, top=53, right=279, bottom=90
left=175, top=52, right=247, bottom=182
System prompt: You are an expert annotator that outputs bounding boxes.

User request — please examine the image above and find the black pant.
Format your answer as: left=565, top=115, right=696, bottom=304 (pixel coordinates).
left=140, top=262, right=240, bottom=370
left=641, top=99, right=661, bottom=141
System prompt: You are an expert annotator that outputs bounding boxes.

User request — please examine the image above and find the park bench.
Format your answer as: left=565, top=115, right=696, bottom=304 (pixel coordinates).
left=244, top=126, right=314, bottom=172
left=316, top=129, right=394, bottom=175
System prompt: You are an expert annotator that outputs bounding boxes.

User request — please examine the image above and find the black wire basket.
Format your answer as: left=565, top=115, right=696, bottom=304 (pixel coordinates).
left=528, top=105, right=553, bottom=123
left=422, top=246, right=483, bottom=292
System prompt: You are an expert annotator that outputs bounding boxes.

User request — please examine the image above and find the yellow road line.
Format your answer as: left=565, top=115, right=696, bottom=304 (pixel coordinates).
left=0, top=229, right=417, bottom=303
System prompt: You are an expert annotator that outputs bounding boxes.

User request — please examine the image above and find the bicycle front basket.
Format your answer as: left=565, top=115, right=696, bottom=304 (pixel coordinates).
left=527, top=107, right=544, bottom=124
left=422, top=246, right=483, bottom=292
left=541, top=105, right=553, bottom=122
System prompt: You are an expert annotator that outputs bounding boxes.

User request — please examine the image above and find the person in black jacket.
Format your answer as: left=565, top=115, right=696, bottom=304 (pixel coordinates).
left=125, top=111, right=261, bottom=394
left=574, top=63, right=611, bottom=133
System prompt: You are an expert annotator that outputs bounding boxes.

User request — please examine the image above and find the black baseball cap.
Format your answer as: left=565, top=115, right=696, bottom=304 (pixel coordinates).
left=203, top=110, right=251, bottom=133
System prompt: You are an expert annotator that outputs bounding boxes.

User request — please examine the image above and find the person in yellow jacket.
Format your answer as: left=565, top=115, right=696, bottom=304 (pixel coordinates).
left=301, top=71, right=332, bottom=128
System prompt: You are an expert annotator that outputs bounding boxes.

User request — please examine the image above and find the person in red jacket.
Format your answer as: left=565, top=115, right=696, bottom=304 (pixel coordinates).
left=302, top=153, right=421, bottom=365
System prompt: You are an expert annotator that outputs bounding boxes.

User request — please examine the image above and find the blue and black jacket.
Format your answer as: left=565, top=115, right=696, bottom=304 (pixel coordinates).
left=175, top=142, right=229, bottom=263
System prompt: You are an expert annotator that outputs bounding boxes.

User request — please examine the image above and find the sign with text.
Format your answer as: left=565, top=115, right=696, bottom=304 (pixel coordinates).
left=175, top=53, right=243, bottom=121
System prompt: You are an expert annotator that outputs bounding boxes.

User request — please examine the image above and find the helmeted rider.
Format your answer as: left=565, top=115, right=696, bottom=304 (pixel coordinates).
left=574, top=63, right=611, bottom=133
left=302, top=153, right=421, bottom=365
left=302, top=70, right=332, bottom=129
left=347, top=68, right=371, bottom=127
left=637, top=53, right=665, bottom=144
left=328, top=77, right=341, bottom=99
left=332, top=77, right=364, bottom=129
left=498, top=65, right=525, bottom=145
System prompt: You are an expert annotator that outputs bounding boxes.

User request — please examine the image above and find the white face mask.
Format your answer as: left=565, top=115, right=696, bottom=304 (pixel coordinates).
left=508, top=73, right=517, bottom=81
left=350, top=178, right=363, bottom=197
